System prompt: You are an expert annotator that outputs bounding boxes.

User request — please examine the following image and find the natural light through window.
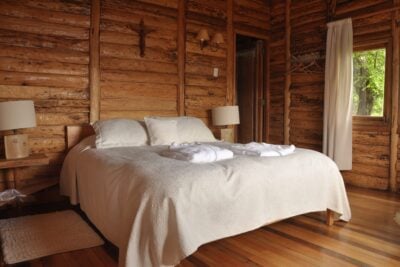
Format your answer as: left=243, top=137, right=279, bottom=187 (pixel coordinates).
left=352, top=48, right=386, bottom=116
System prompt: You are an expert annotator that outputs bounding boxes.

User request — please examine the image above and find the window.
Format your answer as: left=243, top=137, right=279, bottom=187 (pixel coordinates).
left=352, top=48, right=386, bottom=116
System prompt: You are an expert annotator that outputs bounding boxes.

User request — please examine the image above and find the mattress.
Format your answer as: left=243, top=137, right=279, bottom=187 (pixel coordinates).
left=60, top=137, right=351, bottom=267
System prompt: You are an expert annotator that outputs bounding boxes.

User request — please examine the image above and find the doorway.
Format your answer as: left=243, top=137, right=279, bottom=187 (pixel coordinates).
left=235, top=34, right=266, bottom=143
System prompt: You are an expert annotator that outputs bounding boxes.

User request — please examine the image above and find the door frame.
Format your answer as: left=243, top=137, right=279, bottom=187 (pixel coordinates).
left=233, top=30, right=270, bottom=142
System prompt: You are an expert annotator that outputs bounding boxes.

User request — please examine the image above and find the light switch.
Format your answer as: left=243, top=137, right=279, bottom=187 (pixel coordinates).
left=213, top=68, right=219, bottom=78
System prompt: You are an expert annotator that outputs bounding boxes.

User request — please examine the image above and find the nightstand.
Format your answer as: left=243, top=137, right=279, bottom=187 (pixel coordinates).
left=0, top=154, right=50, bottom=190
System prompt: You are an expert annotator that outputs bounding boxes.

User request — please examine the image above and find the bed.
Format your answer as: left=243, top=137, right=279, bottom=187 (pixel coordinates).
left=60, top=123, right=351, bottom=267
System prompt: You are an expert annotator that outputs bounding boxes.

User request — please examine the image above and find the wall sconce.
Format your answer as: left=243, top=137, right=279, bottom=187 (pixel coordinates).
left=196, top=29, right=210, bottom=50
left=196, top=29, right=224, bottom=51
left=210, top=32, right=224, bottom=51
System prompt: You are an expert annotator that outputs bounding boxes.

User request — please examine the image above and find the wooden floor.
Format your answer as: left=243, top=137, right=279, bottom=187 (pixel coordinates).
left=10, top=186, right=400, bottom=267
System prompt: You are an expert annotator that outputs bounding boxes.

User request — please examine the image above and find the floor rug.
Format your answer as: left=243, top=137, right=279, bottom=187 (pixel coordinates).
left=0, top=210, right=104, bottom=264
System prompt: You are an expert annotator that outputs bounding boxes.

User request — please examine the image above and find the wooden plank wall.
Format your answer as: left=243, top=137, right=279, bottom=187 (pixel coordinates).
left=185, top=0, right=227, bottom=135
left=289, top=1, right=326, bottom=152
left=270, top=0, right=400, bottom=191
left=0, top=0, right=91, bottom=192
left=0, top=0, right=270, bottom=194
left=183, top=0, right=271, bottom=135
left=269, top=0, right=285, bottom=144
left=2, top=0, right=399, bottom=193
left=99, top=0, right=179, bottom=120
left=233, top=0, right=270, bottom=36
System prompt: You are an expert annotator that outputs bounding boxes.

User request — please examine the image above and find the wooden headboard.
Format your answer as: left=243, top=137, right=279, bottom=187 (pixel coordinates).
left=66, top=124, right=95, bottom=150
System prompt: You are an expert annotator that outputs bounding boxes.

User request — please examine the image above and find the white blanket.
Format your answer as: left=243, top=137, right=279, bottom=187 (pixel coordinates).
left=60, top=139, right=351, bottom=267
left=160, top=142, right=233, bottom=163
left=231, top=142, right=296, bottom=156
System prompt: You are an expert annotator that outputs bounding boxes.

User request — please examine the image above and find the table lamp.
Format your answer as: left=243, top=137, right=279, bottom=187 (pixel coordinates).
left=212, top=105, right=240, bottom=142
left=0, top=100, right=37, bottom=159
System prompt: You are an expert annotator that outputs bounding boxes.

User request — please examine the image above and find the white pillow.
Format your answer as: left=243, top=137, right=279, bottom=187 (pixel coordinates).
left=93, top=119, right=148, bottom=148
left=144, top=117, right=179, bottom=146
left=177, top=117, right=216, bottom=142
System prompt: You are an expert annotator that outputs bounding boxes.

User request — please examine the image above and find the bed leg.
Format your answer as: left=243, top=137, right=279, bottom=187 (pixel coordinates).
left=326, top=209, right=334, bottom=226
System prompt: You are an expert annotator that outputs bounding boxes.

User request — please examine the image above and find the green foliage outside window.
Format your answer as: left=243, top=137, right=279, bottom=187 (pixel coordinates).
left=353, top=48, right=386, bottom=116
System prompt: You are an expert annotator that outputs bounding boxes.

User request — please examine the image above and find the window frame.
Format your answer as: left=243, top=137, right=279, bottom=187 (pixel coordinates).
left=352, top=42, right=391, bottom=127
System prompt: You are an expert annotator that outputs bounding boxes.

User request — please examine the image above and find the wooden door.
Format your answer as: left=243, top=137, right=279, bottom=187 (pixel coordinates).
left=236, top=39, right=264, bottom=143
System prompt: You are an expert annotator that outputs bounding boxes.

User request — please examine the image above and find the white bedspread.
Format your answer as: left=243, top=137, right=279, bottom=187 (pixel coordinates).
left=60, top=138, right=351, bottom=267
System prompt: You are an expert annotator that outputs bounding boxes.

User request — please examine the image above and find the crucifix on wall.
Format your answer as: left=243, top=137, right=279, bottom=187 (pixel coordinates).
left=129, top=19, right=155, bottom=57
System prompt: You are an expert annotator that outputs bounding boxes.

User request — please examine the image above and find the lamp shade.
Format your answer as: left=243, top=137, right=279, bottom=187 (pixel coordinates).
left=0, top=100, right=36, bottom=131
left=211, top=32, right=224, bottom=45
left=212, top=105, right=240, bottom=126
left=196, top=28, right=210, bottom=41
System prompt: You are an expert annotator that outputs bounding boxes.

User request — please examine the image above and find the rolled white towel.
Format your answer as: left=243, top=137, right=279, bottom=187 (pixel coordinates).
left=161, top=142, right=234, bottom=163
left=231, top=142, right=295, bottom=157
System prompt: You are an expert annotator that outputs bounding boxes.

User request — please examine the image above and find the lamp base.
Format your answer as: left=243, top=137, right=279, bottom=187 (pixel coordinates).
left=220, top=128, right=234, bottom=143
left=4, top=134, right=30, bottom=159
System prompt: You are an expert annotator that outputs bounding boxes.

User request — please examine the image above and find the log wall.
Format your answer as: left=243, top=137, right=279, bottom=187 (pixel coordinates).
left=6, top=0, right=398, bottom=193
left=0, top=0, right=91, bottom=192
left=99, top=0, right=179, bottom=120
left=0, top=0, right=270, bottom=194
left=269, top=0, right=285, bottom=144
left=234, top=0, right=270, bottom=36
left=185, top=0, right=227, bottom=135
left=270, top=0, right=400, bottom=191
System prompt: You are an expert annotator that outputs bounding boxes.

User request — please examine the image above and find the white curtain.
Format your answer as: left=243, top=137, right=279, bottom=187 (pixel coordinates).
left=323, top=18, right=353, bottom=170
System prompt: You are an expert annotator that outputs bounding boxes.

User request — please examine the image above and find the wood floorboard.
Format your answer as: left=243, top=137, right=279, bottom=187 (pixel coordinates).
left=6, top=186, right=400, bottom=267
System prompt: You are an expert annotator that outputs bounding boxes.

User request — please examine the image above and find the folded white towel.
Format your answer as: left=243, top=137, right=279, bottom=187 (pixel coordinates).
left=161, top=142, right=234, bottom=163
left=230, top=142, right=296, bottom=157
